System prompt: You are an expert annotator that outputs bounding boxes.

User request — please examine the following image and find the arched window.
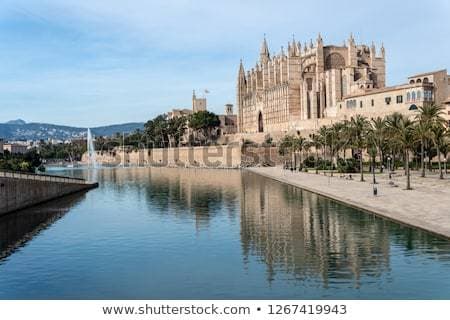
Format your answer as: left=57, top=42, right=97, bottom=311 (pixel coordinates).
left=409, top=104, right=418, bottom=111
left=423, top=77, right=429, bottom=83
left=325, top=53, right=345, bottom=70
left=417, top=79, right=422, bottom=83
left=258, top=112, right=264, bottom=132
left=417, top=91, right=421, bottom=101
left=412, top=91, right=416, bottom=101
left=409, top=79, right=415, bottom=84
left=406, top=92, right=411, bottom=102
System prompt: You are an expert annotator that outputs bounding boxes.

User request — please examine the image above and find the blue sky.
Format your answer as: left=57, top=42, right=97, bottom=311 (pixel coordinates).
left=0, top=0, right=449, bottom=126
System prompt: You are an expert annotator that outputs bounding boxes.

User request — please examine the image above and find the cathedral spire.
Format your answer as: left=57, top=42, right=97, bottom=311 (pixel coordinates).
left=317, top=32, right=323, bottom=43
left=239, top=59, right=245, bottom=74
left=260, top=34, right=270, bottom=63
left=348, top=32, right=355, bottom=46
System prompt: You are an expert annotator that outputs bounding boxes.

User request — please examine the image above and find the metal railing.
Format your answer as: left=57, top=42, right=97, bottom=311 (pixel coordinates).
left=0, top=170, right=90, bottom=184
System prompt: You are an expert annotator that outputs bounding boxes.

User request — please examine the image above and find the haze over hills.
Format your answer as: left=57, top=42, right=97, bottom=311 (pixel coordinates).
left=0, top=119, right=145, bottom=141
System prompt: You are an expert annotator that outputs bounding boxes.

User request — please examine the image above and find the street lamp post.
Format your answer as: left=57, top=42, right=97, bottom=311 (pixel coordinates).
left=445, top=158, right=447, bottom=177
left=387, top=156, right=391, bottom=179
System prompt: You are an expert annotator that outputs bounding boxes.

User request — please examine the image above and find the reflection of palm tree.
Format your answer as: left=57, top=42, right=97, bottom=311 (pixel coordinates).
left=240, top=172, right=394, bottom=286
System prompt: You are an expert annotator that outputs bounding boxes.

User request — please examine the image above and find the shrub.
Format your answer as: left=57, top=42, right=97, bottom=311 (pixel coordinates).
left=303, top=156, right=316, bottom=168
left=337, top=158, right=358, bottom=173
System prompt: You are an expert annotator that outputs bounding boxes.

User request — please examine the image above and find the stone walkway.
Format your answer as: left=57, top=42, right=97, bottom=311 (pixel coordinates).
left=246, top=167, right=450, bottom=239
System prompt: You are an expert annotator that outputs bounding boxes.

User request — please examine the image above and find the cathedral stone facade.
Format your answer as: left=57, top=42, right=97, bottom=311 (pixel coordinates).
left=237, top=34, right=386, bottom=133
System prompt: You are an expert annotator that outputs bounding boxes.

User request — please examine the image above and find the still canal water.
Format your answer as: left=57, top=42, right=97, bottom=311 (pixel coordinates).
left=1, top=168, right=450, bottom=299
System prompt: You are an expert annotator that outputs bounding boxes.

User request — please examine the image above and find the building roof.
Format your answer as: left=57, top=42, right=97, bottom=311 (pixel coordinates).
left=407, top=69, right=447, bottom=78
left=343, top=82, right=432, bottom=99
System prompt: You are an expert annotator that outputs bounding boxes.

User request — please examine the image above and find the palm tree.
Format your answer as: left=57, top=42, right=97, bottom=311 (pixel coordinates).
left=348, top=115, right=370, bottom=181
left=431, top=124, right=449, bottom=179
left=278, top=135, right=296, bottom=168
left=414, top=121, right=432, bottom=177
left=370, top=117, right=387, bottom=172
left=309, top=133, right=322, bottom=174
left=386, top=114, right=416, bottom=190
left=366, top=128, right=379, bottom=184
left=415, top=104, right=447, bottom=176
left=318, top=126, right=329, bottom=174
left=385, top=112, right=404, bottom=171
left=441, top=135, right=450, bottom=176
left=292, top=136, right=306, bottom=170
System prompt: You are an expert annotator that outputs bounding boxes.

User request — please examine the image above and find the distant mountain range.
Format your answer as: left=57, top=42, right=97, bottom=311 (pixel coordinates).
left=0, top=119, right=145, bottom=141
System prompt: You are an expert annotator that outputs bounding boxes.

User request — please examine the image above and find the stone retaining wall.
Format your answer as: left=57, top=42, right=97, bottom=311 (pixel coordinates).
left=0, top=172, right=98, bottom=216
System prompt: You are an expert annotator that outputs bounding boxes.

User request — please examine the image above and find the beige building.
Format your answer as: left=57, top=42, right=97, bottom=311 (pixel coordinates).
left=218, top=104, right=238, bottom=135
left=3, top=143, right=28, bottom=154
left=167, top=108, right=192, bottom=120
left=168, top=92, right=238, bottom=144
left=237, top=34, right=450, bottom=136
left=192, top=90, right=207, bottom=113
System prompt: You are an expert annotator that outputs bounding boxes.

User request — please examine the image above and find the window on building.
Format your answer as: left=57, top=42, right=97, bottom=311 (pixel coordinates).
left=371, top=99, right=374, bottom=106
left=306, top=78, right=313, bottom=91
left=417, top=91, right=421, bottom=101
left=396, top=95, right=403, bottom=104
left=360, top=101, right=363, bottom=108
left=385, top=97, right=391, bottom=105
left=412, top=91, right=416, bottom=101
left=406, top=92, right=411, bottom=102
left=423, top=77, right=429, bottom=83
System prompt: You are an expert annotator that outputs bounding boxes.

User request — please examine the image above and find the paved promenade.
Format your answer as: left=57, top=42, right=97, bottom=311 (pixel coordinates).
left=247, top=167, right=450, bottom=239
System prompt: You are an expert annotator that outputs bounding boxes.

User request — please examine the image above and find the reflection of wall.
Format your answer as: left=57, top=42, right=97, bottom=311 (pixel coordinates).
left=240, top=171, right=391, bottom=285
left=94, top=168, right=242, bottom=230
left=0, top=192, right=86, bottom=260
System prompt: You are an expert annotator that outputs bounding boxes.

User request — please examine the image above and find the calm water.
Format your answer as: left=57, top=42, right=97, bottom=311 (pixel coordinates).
left=1, top=167, right=450, bottom=299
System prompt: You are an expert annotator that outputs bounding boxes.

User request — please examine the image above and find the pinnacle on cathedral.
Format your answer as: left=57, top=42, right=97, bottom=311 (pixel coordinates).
left=259, top=35, right=270, bottom=63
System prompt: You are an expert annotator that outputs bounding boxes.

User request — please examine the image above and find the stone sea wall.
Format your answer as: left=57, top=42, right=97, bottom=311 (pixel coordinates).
left=0, top=172, right=98, bottom=216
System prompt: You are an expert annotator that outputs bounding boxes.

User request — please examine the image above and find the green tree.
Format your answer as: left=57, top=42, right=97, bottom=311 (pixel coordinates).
left=386, top=114, right=416, bottom=190
left=431, top=125, right=449, bottom=179
left=144, top=114, right=169, bottom=148
left=309, top=133, right=322, bottom=174
left=188, top=111, right=220, bottom=145
left=167, top=116, right=187, bottom=147
left=348, top=115, right=370, bottom=181
left=415, top=104, right=446, bottom=177
left=370, top=117, right=387, bottom=172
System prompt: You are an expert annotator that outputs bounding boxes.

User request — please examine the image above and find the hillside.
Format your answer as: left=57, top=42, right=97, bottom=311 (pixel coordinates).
left=0, top=120, right=145, bottom=141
